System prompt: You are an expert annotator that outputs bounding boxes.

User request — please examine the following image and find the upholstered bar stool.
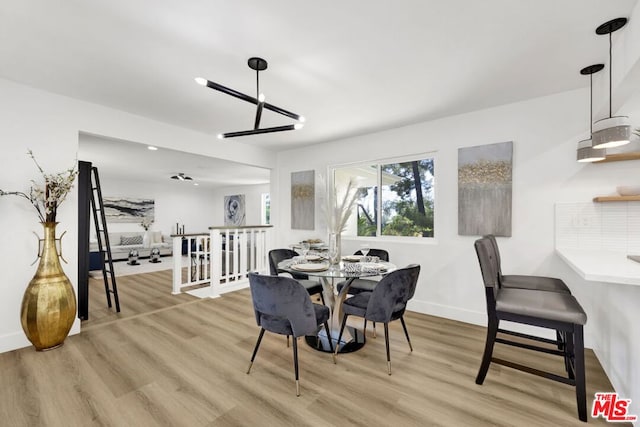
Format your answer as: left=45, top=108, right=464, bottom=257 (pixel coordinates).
left=474, top=237, right=588, bottom=422
left=485, top=234, right=571, bottom=294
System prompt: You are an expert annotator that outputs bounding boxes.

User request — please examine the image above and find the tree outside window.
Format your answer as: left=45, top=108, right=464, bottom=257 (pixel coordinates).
left=334, top=155, right=435, bottom=238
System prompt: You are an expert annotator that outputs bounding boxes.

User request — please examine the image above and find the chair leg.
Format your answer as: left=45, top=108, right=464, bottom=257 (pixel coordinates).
left=400, top=316, right=413, bottom=352
left=574, top=325, right=587, bottom=422
left=247, top=328, right=265, bottom=374
left=565, top=330, right=575, bottom=380
left=292, top=335, right=300, bottom=397
left=286, top=335, right=290, bottom=348
left=476, top=318, right=498, bottom=385
left=384, top=323, right=391, bottom=375
left=373, top=321, right=377, bottom=338
left=363, top=319, right=367, bottom=343
left=319, top=291, right=326, bottom=306
left=324, top=321, right=334, bottom=353
left=556, top=330, right=564, bottom=350
left=333, top=314, right=348, bottom=364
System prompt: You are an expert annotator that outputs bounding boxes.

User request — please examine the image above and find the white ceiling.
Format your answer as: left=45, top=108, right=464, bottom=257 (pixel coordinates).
left=0, top=0, right=637, bottom=152
left=78, top=133, right=270, bottom=189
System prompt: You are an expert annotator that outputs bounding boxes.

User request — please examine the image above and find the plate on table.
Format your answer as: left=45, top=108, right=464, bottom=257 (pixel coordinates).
left=291, top=263, right=329, bottom=272
left=303, top=255, right=323, bottom=262
left=342, top=255, right=364, bottom=262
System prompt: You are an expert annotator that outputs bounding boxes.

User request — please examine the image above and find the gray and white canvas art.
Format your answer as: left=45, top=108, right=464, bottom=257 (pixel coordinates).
left=103, top=197, right=154, bottom=223
left=458, top=141, right=512, bottom=236
left=224, top=194, right=246, bottom=226
left=291, top=170, right=315, bottom=230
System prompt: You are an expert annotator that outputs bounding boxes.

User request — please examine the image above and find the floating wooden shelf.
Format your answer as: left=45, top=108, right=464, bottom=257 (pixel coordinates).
left=595, top=152, right=640, bottom=163
left=593, top=195, right=640, bottom=202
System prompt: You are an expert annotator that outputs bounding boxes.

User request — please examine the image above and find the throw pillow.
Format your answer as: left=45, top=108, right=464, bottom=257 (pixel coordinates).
left=121, top=235, right=143, bottom=245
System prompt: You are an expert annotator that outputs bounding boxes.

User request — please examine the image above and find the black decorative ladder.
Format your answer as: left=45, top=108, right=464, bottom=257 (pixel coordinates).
left=89, top=166, right=120, bottom=312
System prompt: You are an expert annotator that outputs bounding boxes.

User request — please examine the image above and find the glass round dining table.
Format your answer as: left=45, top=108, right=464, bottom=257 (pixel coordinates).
left=277, top=258, right=397, bottom=353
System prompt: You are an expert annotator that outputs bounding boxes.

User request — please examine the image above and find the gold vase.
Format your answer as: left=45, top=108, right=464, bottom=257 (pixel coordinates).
left=21, top=222, right=76, bottom=351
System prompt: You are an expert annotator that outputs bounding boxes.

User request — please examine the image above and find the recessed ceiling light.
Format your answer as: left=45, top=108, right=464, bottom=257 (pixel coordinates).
left=194, top=183, right=199, bottom=186
left=147, top=146, right=158, bottom=151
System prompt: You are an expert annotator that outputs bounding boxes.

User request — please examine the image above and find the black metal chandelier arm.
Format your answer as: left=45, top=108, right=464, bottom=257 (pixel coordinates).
left=254, top=101, right=264, bottom=130
left=222, top=124, right=297, bottom=138
left=263, top=102, right=303, bottom=122
left=205, top=80, right=258, bottom=105
left=202, top=78, right=303, bottom=122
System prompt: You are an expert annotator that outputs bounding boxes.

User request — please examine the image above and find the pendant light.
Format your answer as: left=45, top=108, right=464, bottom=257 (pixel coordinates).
left=592, top=17, right=631, bottom=149
left=195, top=57, right=305, bottom=139
left=577, top=64, right=606, bottom=162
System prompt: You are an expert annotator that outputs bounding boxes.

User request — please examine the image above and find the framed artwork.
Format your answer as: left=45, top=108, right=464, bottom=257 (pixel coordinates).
left=458, top=141, right=513, bottom=236
left=103, top=197, right=154, bottom=223
left=224, top=194, right=246, bottom=226
left=291, top=170, right=315, bottom=230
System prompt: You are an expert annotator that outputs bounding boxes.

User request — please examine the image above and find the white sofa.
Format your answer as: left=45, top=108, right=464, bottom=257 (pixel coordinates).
left=90, top=231, right=172, bottom=261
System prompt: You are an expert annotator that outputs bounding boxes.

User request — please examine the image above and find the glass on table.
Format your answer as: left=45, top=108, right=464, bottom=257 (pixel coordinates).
left=360, top=244, right=370, bottom=257
left=301, top=242, right=310, bottom=261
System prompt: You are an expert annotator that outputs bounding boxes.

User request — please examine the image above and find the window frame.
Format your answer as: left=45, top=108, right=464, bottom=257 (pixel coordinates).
left=328, top=151, right=438, bottom=244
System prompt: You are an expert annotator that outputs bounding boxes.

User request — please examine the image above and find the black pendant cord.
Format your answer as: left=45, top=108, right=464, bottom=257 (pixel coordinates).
left=256, top=68, right=260, bottom=100
left=590, top=73, right=593, bottom=135
left=609, top=31, right=612, bottom=118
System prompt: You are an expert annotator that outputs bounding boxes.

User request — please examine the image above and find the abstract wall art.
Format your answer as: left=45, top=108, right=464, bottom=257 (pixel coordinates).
left=103, top=197, right=154, bottom=223
left=291, top=170, right=315, bottom=230
left=224, top=194, right=246, bottom=226
left=458, top=141, right=513, bottom=236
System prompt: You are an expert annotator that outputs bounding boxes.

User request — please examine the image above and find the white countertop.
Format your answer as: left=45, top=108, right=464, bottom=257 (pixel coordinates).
left=556, top=248, right=640, bottom=286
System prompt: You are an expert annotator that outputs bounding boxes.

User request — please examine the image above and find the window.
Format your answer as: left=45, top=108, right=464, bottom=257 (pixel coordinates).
left=332, top=155, right=435, bottom=238
left=261, top=193, right=270, bottom=225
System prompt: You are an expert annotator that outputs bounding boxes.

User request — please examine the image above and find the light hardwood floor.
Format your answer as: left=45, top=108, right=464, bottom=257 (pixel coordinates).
left=0, top=271, right=628, bottom=426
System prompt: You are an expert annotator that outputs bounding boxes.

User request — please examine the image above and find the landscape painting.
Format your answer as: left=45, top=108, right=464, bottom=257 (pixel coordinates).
left=224, top=194, right=246, bottom=226
left=458, top=141, right=512, bottom=236
left=291, top=170, right=315, bottom=230
left=103, top=197, right=155, bottom=223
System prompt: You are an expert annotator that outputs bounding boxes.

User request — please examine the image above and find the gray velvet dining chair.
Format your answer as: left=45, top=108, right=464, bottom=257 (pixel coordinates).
left=336, top=248, right=390, bottom=338
left=333, top=264, right=420, bottom=375
left=268, top=248, right=325, bottom=305
left=336, top=248, right=390, bottom=295
left=246, top=272, right=333, bottom=396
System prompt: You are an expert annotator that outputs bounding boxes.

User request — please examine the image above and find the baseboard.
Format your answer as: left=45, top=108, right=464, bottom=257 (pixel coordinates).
left=0, top=331, right=31, bottom=354
left=218, top=280, right=249, bottom=295
left=0, top=320, right=81, bottom=354
left=407, top=299, right=486, bottom=326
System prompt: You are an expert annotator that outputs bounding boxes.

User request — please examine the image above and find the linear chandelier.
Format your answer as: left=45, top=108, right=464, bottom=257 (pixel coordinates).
left=195, top=57, right=304, bottom=139
left=591, top=17, right=631, bottom=149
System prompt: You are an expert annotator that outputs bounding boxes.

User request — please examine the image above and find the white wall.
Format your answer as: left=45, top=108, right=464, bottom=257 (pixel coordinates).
left=0, top=77, right=275, bottom=353
left=274, top=88, right=640, bottom=415
left=210, top=184, right=270, bottom=227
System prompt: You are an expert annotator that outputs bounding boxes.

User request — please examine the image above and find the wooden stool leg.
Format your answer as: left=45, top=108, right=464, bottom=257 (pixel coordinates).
left=574, top=325, right=587, bottom=422
left=476, top=318, right=498, bottom=385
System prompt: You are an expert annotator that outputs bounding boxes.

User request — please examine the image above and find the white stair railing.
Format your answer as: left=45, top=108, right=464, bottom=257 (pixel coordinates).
left=172, top=225, right=272, bottom=297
